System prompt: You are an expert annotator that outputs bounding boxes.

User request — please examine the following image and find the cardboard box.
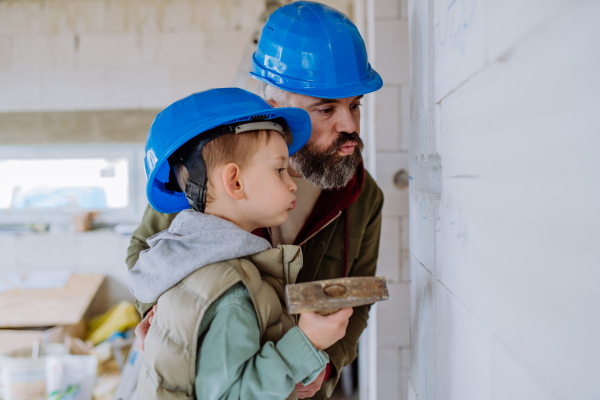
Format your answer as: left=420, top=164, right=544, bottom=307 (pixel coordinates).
left=0, top=320, right=86, bottom=356
left=0, top=274, right=103, bottom=354
left=0, top=274, right=104, bottom=329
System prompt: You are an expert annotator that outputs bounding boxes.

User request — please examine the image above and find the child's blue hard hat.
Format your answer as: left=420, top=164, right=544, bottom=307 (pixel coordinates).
left=251, top=1, right=383, bottom=99
left=144, top=88, right=311, bottom=214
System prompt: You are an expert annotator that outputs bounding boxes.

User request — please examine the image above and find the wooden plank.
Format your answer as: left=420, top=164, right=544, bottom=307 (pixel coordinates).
left=0, top=274, right=104, bottom=328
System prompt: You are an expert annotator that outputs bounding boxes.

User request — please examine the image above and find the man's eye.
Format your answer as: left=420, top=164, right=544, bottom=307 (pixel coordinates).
left=351, top=103, right=362, bottom=110
left=318, top=108, right=333, bottom=114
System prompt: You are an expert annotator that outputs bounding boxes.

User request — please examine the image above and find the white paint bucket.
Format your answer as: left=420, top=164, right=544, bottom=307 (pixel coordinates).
left=0, top=344, right=67, bottom=400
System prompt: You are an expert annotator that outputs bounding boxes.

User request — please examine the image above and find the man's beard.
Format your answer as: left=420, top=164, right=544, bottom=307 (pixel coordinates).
left=290, top=131, right=364, bottom=190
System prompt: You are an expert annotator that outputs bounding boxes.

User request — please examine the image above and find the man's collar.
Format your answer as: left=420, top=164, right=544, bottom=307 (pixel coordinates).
left=292, top=160, right=365, bottom=245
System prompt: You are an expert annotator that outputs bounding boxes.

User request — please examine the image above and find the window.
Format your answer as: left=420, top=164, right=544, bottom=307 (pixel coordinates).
left=0, top=145, right=146, bottom=226
left=1, top=158, right=129, bottom=210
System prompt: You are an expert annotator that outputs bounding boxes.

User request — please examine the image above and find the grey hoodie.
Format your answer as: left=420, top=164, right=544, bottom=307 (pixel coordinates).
left=128, top=209, right=272, bottom=304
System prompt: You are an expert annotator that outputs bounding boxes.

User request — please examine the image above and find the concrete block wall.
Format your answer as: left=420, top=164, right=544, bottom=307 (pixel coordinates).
left=371, top=0, right=411, bottom=398
left=0, top=0, right=273, bottom=112
left=408, top=0, right=600, bottom=399
left=0, top=0, right=353, bottom=112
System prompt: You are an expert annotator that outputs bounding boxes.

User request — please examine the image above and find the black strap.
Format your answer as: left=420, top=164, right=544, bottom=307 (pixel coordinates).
left=167, top=124, right=237, bottom=212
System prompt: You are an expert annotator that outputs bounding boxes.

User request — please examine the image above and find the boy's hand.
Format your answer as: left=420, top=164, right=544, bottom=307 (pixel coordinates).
left=296, top=368, right=326, bottom=398
left=135, top=305, right=157, bottom=354
left=297, top=307, right=353, bottom=351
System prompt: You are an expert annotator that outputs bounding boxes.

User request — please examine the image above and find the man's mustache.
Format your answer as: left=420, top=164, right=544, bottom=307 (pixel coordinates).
left=327, top=132, right=364, bottom=155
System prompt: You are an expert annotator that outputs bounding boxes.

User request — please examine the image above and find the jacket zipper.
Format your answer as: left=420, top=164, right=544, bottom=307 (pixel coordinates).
left=285, top=260, right=291, bottom=286
left=282, top=249, right=296, bottom=324
left=285, top=259, right=300, bottom=325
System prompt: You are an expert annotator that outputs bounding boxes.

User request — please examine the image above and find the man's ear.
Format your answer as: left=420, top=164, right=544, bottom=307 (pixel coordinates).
left=221, top=163, right=244, bottom=200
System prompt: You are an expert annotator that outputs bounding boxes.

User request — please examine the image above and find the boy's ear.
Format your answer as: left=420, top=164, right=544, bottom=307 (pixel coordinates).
left=221, top=163, right=244, bottom=201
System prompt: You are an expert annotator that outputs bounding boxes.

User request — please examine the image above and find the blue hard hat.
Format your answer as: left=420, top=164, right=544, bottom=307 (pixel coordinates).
left=144, top=88, right=311, bottom=214
left=251, top=1, right=383, bottom=99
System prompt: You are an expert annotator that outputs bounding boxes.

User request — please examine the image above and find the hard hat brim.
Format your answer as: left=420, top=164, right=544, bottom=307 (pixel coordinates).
left=250, top=67, right=383, bottom=99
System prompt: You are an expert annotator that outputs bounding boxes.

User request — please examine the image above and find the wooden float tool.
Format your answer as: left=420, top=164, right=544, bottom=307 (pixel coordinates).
left=285, top=276, right=389, bottom=316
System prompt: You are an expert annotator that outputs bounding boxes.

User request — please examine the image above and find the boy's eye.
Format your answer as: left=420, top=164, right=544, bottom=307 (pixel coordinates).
left=318, top=108, right=333, bottom=115
left=351, top=103, right=362, bottom=110
left=277, top=168, right=285, bottom=174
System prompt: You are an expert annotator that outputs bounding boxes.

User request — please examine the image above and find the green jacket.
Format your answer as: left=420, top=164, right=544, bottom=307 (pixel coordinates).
left=126, top=164, right=384, bottom=399
left=194, top=283, right=328, bottom=399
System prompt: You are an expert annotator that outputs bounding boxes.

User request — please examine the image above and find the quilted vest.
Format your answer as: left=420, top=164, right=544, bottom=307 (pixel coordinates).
left=137, top=245, right=302, bottom=400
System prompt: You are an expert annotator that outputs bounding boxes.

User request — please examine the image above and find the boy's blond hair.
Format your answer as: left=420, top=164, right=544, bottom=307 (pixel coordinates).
left=175, top=128, right=292, bottom=204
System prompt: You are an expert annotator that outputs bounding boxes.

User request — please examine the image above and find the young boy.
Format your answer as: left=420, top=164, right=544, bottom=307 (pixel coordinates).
left=128, top=88, right=353, bottom=399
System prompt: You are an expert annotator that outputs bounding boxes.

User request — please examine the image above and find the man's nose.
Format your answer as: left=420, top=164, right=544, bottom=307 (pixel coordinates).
left=335, top=109, right=357, bottom=134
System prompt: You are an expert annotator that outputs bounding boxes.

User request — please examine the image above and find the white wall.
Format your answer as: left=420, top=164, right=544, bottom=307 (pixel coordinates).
left=408, top=0, right=600, bottom=399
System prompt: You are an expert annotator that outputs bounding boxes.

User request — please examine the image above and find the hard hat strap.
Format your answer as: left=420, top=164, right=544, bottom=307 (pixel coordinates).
left=185, top=177, right=207, bottom=213
left=180, top=127, right=229, bottom=213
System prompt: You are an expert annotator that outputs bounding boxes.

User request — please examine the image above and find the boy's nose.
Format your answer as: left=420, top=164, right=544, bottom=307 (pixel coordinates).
left=288, top=177, right=297, bottom=192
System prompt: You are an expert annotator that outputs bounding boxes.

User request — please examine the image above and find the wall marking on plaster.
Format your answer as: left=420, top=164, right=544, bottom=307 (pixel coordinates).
left=444, top=174, right=480, bottom=179
left=437, top=194, right=469, bottom=246
left=434, top=0, right=478, bottom=56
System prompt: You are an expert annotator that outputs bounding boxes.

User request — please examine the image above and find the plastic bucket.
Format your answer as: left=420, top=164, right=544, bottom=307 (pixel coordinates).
left=0, top=344, right=67, bottom=400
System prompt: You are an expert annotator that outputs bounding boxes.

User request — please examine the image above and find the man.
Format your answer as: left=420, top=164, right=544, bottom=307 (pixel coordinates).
left=126, top=2, right=383, bottom=399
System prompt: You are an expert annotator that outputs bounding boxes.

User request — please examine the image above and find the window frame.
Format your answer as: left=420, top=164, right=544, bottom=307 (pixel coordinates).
left=0, top=144, right=147, bottom=226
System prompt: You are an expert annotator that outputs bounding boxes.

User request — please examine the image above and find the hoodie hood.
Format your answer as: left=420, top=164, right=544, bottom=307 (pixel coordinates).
left=129, top=209, right=272, bottom=303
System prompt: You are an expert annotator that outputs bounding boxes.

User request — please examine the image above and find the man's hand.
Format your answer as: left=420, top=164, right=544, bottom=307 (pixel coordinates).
left=296, top=368, right=326, bottom=398
left=135, top=305, right=157, bottom=354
